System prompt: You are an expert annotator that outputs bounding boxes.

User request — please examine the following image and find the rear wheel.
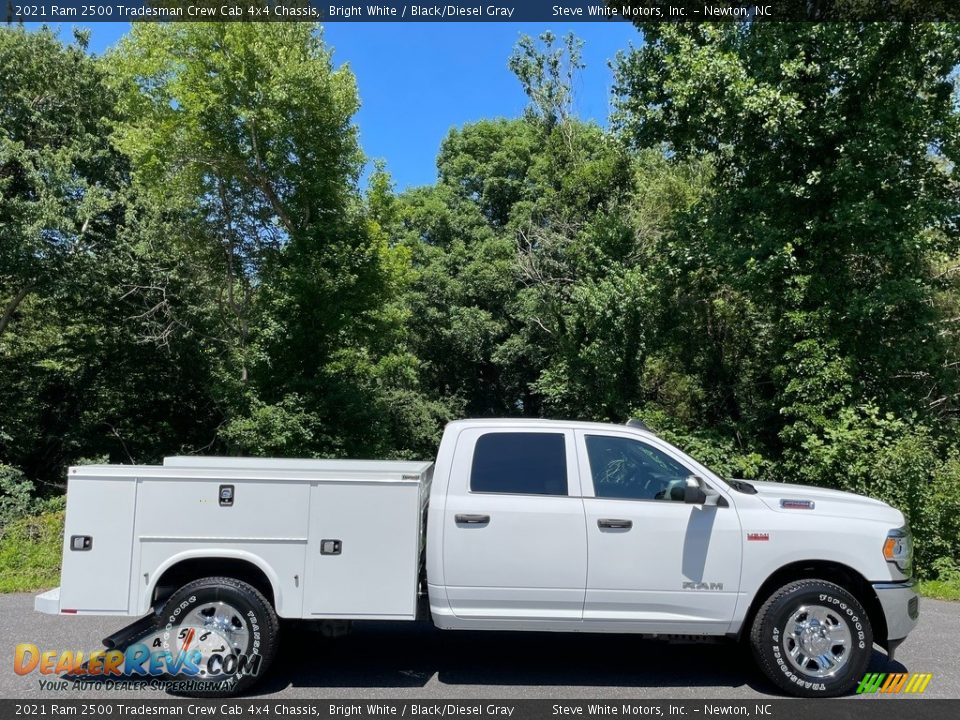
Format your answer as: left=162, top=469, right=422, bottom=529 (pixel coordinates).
left=749, top=579, right=872, bottom=697
left=158, top=576, right=279, bottom=697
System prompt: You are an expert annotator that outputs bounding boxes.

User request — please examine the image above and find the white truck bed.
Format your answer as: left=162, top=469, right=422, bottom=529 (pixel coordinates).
left=47, top=458, right=433, bottom=620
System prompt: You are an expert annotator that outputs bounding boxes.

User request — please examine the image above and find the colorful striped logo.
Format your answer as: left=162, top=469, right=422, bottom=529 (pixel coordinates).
left=856, top=672, right=933, bottom=694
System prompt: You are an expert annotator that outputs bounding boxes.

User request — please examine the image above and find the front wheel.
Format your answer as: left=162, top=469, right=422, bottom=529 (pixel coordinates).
left=158, top=576, right=279, bottom=697
left=749, top=579, right=872, bottom=697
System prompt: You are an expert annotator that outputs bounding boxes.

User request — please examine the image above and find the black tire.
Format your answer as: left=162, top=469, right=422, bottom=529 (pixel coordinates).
left=749, top=579, right=872, bottom=697
left=158, top=576, right=279, bottom=697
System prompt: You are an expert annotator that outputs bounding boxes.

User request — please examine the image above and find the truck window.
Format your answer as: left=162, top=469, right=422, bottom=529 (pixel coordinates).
left=585, top=434, right=689, bottom=501
left=470, top=432, right=567, bottom=496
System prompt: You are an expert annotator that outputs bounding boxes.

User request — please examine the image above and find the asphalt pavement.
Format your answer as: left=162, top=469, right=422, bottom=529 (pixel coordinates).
left=2, top=592, right=957, bottom=700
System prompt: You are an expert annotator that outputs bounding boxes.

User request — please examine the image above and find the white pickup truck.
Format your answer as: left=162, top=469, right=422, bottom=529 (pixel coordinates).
left=35, top=418, right=917, bottom=698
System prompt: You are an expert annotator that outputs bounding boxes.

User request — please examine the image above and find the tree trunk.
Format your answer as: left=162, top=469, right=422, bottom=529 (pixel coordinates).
left=0, top=282, right=34, bottom=339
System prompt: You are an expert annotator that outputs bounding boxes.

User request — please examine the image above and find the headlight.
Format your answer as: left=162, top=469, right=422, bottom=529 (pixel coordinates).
left=883, top=527, right=913, bottom=577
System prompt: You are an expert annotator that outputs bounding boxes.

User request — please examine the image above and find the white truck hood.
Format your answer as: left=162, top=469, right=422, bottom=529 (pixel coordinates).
left=739, top=479, right=904, bottom=525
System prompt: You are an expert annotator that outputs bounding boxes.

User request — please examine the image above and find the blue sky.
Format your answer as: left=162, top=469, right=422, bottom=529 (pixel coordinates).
left=30, top=22, right=640, bottom=189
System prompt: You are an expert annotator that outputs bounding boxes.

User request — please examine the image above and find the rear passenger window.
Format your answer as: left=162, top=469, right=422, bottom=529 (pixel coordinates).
left=470, top=432, right=567, bottom=496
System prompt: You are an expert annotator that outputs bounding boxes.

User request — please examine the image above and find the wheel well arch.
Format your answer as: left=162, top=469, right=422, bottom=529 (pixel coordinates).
left=740, top=560, right=888, bottom=647
left=150, top=556, right=277, bottom=611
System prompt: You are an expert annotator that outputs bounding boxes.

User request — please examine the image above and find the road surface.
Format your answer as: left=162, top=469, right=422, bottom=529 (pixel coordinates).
left=2, top=592, right=957, bottom=699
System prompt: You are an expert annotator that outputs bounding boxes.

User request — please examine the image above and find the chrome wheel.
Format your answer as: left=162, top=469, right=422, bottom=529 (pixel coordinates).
left=783, top=604, right=852, bottom=678
left=159, top=577, right=279, bottom=696
left=182, top=601, right=250, bottom=656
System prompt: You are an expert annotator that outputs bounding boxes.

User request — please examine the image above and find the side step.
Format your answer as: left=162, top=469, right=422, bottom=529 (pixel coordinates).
left=102, top=613, right=159, bottom=650
left=64, top=613, right=161, bottom=681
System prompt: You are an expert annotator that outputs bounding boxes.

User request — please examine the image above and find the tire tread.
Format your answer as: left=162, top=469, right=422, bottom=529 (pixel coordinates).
left=749, top=578, right=872, bottom=698
left=160, top=575, right=280, bottom=697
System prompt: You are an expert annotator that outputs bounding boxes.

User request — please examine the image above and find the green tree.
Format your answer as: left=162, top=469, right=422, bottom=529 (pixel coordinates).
left=0, top=27, right=122, bottom=340
left=509, top=31, right=584, bottom=131
left=109, top=22, right=364, bottom=384
left=0, top=27, right=222, bottom=485
left=612, top=23, right=960, bottom=572
left=391, top=33, right=707, bottom=425
left=614, top=23, right=960, bottom=448
left=110, top=23, right=444, bottom=459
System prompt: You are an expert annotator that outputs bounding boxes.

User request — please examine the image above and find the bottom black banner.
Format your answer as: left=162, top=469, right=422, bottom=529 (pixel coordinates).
left=3, top=699, right=957, bottom=720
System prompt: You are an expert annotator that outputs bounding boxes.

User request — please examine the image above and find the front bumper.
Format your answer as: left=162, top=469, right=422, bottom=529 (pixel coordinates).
left=873, top=579, right=919, bottom=642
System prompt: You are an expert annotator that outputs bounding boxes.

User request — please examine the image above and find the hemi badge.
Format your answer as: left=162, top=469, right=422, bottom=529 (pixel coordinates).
left=747, top=532, right=770, bottom=542
left=780, top=499, right=815, bottom=510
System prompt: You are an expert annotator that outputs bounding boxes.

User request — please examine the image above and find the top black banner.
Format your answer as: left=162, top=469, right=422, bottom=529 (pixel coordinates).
left=4, top=0, right=960, bottom=23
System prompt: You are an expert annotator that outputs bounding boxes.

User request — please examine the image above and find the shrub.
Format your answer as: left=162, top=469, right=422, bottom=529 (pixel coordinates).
left=637, top=408, right=772, bottom=480
left=0, top=464, right=39, bottom=529
left=0, top=510, right=64, bottom=593
left=918, top=557, right=960, bottom=601
left=785, top=405, right=960, bottom=578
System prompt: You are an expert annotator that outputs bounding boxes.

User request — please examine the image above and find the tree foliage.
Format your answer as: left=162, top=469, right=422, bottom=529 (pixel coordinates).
left=2, top=23, right=959, bottom=577
left=614, top=24, right=960, bottom=443
left=610, top=22, right=960, bottom=568
left=107, top=23, right=447, bottom=459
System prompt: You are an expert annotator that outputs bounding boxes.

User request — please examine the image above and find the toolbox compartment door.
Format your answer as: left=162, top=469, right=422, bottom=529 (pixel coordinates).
left=304, top=480, right=422, bottom=618
left=59, top=475, right=137, bottom=613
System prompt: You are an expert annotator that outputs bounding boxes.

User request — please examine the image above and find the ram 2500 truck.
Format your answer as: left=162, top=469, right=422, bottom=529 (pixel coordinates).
left=35, top=418, right=917, bottom=697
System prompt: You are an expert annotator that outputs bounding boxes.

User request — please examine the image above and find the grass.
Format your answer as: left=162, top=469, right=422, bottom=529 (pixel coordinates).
left=917, top=578, right=960, bottom=601
left=0, top=510, right=63, bottom=593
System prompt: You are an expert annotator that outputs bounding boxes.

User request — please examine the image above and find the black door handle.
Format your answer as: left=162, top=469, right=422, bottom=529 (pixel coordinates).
left=598, top=518, right=632, bottom=529
left=455, top=514, right=490, bottom=525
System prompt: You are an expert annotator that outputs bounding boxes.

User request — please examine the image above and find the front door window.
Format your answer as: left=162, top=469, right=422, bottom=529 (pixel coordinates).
left=585, top=434, right=690, bottom=501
